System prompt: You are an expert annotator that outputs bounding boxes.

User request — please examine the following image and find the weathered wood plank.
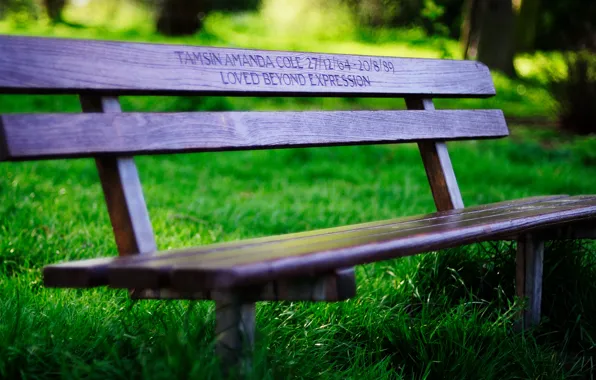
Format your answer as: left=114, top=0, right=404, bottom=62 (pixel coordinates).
left=516, top=233, right=544, bottom=328
left=145, top=199, right=596, bottom=291
left=42, top=195, right=596, bottom=292
left=0, top=110, right=508, bottom=161
left=42, top=196, right=568, bottom=288
left=406, top=98, right=464, bottom=211
left=0, top=35, right=495, bottom=97
left=79, top=95, right=156, bottom=256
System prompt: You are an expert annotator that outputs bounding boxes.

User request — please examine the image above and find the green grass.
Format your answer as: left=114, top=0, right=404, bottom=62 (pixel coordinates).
left=2, top=4, right=596, bottom=379
left=2, top=135, right=596, bottom=379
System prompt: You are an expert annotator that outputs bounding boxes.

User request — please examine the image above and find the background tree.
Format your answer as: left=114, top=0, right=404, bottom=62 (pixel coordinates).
left=43, top=0, right=66, bottom=23
left=533, top=0, right=595, bottom=51
left=461, top=0, right=516, bottom=77
left=155, top=0, right=204, bottom=36
left=460, top=0, right=480, bottom=59
left=154, top=0, right=259, bottom=36
left=0, top=0, right=39, bottom=21
left=514, top=0, right=540, bottom=52
left=476, top=0, right=516, bottom=76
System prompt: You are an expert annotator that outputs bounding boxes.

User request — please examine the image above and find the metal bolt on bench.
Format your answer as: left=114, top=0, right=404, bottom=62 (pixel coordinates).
left=1, top=35, right=595, bottom=369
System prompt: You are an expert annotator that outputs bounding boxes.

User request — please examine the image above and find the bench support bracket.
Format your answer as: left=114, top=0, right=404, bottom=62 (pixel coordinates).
left=405, top=97, right=464, bottom=211
left=79, top=95, right=157, bottom=256
left=516, top=233, right=544, bottom=328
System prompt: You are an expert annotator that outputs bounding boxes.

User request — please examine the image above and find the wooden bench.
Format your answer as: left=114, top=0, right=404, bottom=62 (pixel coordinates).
left=2, top=35, right=596, bottom=369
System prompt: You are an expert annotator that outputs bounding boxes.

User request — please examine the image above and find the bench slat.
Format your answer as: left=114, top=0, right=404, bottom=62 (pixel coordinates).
left=0, top=110, right=507, bottom=161
left=147, top=197, right=596, bottom=291
left=43, top=195, right=586, bottom=289
left=0, top=36, right=495, bottom=97
left=110, top=196, right=596, bottom=268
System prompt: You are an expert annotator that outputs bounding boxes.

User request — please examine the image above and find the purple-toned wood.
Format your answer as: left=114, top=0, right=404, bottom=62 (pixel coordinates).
left=406, top=97, right=464, bottom=211
left=516, top=233, right=544, bottom=328
left=42, top=195, right=596, bottom=293
left=170, top=199, right=596, bottom=291
left=42, top=196, right=566, bottom=288
left=0, top=35, right=495, bottom=97
left=0, top=110, right=508, bottom=161
left=79, top=95, right=156, bottom=256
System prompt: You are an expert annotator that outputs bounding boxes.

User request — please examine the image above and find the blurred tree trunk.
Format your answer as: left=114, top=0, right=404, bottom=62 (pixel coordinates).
left=515, top=0, right=541, bottom=52
left=461, top=0, right=481, bottom=59
left=156, top=0, right=204, bottom=36
left=475, top=0, right=517, bottom=77
left=44, top=0, right=66, bottom=23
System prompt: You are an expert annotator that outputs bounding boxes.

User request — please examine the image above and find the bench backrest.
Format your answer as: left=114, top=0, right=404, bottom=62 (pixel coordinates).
left=0, top=35, right=508, bottom=257
left=0, top=35, right=495, bottom=96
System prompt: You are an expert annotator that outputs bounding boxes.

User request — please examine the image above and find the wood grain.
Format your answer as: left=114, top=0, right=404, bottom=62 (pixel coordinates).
left=516, top=233, right=544, bottom=328
left=406, top=97, right=464, bottom=211
left=42, top=195, right=596, bottom=292
left=79, top=95, right=156, bottom=256
left=124, top=198, right=596, bottom=291
left=0, top=110, right=508, bottom=161
left=0, top=35, right=495, bottom=97
left=42, top=196, right=567, bottom=288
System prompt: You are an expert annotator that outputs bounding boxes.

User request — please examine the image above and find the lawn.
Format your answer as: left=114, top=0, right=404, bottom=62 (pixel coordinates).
left=2, top=6, right=596, bottom=379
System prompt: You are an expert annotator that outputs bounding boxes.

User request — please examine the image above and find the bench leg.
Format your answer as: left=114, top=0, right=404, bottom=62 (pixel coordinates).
left=213, top=290, right=256, bottom=374
left=516, top=234, right=544, bottom=328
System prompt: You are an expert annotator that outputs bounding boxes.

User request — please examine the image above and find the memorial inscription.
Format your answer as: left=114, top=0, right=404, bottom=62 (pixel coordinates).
left=173, top=50, right=398, bottom=88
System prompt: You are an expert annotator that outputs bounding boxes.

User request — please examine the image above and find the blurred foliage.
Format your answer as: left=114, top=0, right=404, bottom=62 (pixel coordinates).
left=154, top=0, right=204, bottom=35
left=534, top=0, right=595, bottom=51
left=343, top=0, right=594, bottom=52
left=573, top=137, right=596, bottom=166
left=342, top=0, right=461, bottom=38
left=344, top=0, right=420, bottom=28
left=0, top=0, right=41, bottom=23
left=0, top=0, right=564, bottom=120
left=43, top=0, right=65, bottom=22
left=152, top=0, right=259, bottom=35
left=551, top=51, right=596, bottom=137
left=0, top=0, right=593, bottom=51
left=260, top=0, right=356, bottom=41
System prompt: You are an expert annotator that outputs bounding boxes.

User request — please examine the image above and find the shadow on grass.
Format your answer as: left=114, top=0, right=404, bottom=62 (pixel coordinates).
left=400, top=239, right=596, bottom=378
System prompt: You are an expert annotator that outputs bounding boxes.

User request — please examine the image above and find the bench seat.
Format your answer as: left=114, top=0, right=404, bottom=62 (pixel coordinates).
left=4, top=35, right=596, bottom=368
left=44, top=195, right=596, bottom=295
